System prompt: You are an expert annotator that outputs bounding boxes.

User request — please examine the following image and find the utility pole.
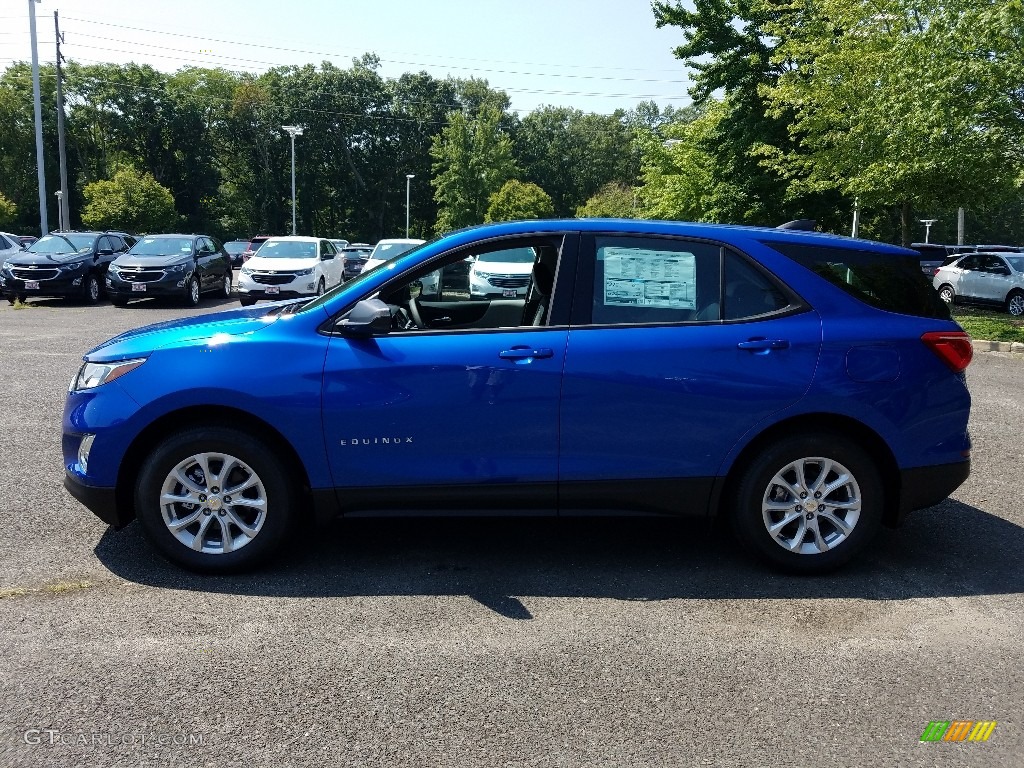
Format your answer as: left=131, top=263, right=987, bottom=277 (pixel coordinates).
left=54, top=10, right=70, bottom=232
left=28, top=0, right=48, bottom=235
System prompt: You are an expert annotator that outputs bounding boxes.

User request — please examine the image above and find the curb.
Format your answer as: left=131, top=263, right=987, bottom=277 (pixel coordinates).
left=972, top=339, right=1024, bottom=354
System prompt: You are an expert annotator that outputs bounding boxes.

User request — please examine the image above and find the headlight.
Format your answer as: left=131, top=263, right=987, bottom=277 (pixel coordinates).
left=165, top=262, right=191, bottom=274
left=474, top=271, right=492, bottom=279
left=71, top=358, right=147, bottom=391
left=2, top=260, right=15, bottom=272
left=294, top=268, right=313, bottom=276
left=108, top=263, right=121, bottom=273
left=240, top=266, right=252, bottom=275
left=58, top=260, right=88, bottom=272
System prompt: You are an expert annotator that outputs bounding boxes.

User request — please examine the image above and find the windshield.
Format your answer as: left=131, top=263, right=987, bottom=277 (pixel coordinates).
left=369, top=241, right=423, bottom=261
left=224, top=241, right=247, bottom=253
left=29, top=234, right=94, bottom=255
left=1005, top=256, right=1024, bottom=273
left=477, top=247, right=535, bottom=264
left=256, top=240, right=317, bottom=259
left=129, top=237, right=194, bottom=256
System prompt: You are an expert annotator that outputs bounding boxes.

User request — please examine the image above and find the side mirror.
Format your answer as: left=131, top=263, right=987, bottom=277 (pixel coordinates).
left=337, top=298, right=392, bottom=337
left=97, top=248, right=113, bottom=257
left=321, top=252, right=332, bottom=260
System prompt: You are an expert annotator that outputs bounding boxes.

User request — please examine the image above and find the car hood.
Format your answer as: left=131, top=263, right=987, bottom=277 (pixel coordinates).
left=115, top=254, right=193, bottom=268
left=84, top=304, right=295, bottom=362
left=472, top=261, right=534, bottom=276
left=5, top=251, right=91, bottom=266
left=245, top=256, right=318, bottom=271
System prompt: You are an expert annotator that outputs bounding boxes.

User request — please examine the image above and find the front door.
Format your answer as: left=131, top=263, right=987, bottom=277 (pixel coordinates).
left=320, top=234, right=574, bottom=510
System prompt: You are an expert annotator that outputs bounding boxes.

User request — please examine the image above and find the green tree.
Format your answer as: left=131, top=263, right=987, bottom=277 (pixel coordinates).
left=0, top=191, right=15, bottom=228
left=576, top=183, right=638, bottom=218
left=485, top=180, right=555, bottom=221
left=758, top=0, right=1022, bottom=244
left=431, top=105, right=517, bottom=233
left=81, top=168, right=178, bottom=233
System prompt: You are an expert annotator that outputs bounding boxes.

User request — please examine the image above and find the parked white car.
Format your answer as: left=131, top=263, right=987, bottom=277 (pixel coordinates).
left=933, top=251, right=1024, bottom=316
left=360, top=238, right=425, bottom=274
left=468, top=246, right=536, bottom=298
left=237, top=236, right=343, bottom=306
left=0, top=231, right=24, bottom=261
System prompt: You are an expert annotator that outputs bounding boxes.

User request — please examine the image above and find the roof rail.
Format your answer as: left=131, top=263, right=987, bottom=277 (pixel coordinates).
left=777, top=219, right=817, bottom=231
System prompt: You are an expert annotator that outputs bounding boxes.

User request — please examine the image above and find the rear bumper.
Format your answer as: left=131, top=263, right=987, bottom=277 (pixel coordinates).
left=64, top=473, right=128, bottom=529
left=895, top=459, right=971, bottom=524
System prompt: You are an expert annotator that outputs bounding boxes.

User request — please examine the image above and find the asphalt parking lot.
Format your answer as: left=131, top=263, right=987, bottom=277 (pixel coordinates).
left=0, top=294, right=1021, bottom=767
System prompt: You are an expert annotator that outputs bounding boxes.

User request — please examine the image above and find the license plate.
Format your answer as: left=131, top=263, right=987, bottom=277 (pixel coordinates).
left=132, top=282, right=147, bottom=292
left=25, top=280, right=39, bottom=290
left=503, top=288, right=517, bottom=297
left=266, top=286, right=280, bottom=295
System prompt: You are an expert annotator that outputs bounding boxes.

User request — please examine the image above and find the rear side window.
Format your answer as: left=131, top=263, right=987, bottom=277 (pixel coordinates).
left=766, top=241, right=951, bottom=320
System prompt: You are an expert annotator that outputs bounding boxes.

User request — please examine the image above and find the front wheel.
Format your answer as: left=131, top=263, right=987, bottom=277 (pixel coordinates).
left=134, top=427, right=295, bottom=572
left=184, top=276, right=200, bottom=307
left=221, top=272, right=233, bottom=298
left=1007, top=290, right=1024, bottom=317
left=731, top=433, right=883, bottom=574
left=316, top=278, right=325, bottom=296
left=937, top=284, right=954, bottom=305
left=82, top=273, right=101, bottom=304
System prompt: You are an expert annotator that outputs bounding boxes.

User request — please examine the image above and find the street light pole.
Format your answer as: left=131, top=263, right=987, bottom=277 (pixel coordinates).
left=28, top=0, right=48, bottom=235
left=55, top=190, right=64, bottom=231
left=920, top=219, right=938, bottom=244
left=281, top=125, right=303, bottom=235
left=405, top=174, right=415, bottom=238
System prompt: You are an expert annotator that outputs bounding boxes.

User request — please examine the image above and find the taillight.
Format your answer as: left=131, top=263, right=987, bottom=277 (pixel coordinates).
left=921, top=331, right=973, bottom=372
left=932, top=267, right=940, bottom=276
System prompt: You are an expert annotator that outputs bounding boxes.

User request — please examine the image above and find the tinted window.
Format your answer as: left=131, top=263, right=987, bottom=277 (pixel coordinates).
left=0, top=234, right=11, bottom=249
left=767, top=241, right=950, bottom=320
left=723, top=251, right=791, bottom=320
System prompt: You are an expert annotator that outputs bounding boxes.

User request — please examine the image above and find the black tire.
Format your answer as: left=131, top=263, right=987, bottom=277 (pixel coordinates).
left=6, top=293, right=23, bottom=305
left=316, top=278, right=325, bottom=296
left=937, top=284, right=955, bottom=305
left=134, top=427, right=295, bottom=572
left=221, top=271, right=233, bottom=298
left=1006, top=290, right=1024, bottom=317
left=730, top=433, right=883, bottom=574
left=184, top=276, right=200, bottom=307
left=82, top=273, right=101, bottom=304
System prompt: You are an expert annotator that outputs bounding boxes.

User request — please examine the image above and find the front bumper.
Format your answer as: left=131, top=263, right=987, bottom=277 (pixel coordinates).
left=238, top=274, right=319, bottom=300
left=64, top=472, right=126, bottom=528
left=2, top=269, right=90, bottom=298
left=469, top=274, right=529, bottom=298
left=107, top=270, right=191, bottom=298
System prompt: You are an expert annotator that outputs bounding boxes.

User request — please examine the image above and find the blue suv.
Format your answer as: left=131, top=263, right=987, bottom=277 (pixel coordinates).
left=62, top=220, right=973, bottom=573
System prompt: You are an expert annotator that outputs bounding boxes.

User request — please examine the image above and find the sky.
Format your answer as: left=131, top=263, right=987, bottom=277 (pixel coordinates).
left=0, top=0, right=695, bottom=116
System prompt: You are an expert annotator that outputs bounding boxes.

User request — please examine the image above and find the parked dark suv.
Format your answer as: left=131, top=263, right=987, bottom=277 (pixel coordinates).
left=106, top=234, right=233, bottom=307
left=1, top=231, right=130, bottom=304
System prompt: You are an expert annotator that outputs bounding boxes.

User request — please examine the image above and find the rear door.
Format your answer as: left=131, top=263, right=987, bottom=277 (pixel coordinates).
left=558, top=234, right=821, bottom=513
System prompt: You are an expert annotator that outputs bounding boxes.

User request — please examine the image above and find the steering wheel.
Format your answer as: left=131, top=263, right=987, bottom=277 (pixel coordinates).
left=405, top=297, right=426, bottom=330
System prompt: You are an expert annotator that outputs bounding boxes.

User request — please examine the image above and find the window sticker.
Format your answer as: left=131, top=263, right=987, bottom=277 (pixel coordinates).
left=602, top=248, right=697, bottom=309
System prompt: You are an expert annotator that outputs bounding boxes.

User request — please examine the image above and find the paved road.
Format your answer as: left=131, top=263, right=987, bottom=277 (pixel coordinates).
left=0, top=297, right=1021, bottom=767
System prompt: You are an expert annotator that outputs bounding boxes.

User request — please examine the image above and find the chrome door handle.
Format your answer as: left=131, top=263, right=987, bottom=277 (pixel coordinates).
left=737, top=338, right=790, bottom=351
left=499, top=347, right=554, bottom=360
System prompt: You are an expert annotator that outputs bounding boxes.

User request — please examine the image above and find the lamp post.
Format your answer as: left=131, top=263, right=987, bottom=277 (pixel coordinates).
left=405, top=174, right=415, bottom=238
left=55, top=190, right=64, bottom=231
left=282, top=125, right=303, bottom=235
left=920, top=219, right=938, bottom=244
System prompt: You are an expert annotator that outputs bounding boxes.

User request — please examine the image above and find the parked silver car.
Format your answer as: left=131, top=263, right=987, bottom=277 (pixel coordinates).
left=933, top=252, right=1024, bottom=316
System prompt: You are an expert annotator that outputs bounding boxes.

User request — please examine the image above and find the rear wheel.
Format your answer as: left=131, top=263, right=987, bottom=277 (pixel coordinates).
left=1007, top=290, right=1024, bottom=317
left=731, top=433, right=883, bottom=574
left=221, top=272, right=232, bottom=298
left=134, top=427, right=295, bottom=572
left=937, top=284, right=955, bottom=305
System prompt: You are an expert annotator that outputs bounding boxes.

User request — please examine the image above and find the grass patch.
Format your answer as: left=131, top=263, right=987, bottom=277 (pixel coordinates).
left=952, top=306, right=1024, bottom=343
left=0, top=579, right=92, bottom=599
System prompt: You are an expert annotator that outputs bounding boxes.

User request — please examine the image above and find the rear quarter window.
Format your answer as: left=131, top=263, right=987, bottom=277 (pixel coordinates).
left=763, top=241, right=951, bottom=320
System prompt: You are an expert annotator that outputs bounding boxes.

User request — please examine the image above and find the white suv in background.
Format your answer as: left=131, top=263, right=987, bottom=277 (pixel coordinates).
left=360, top=238, right=425, bottom=274
left=469, top=246, right=536, bottom=298
left=933, top=251, right=1024, bottom=316
left=237, top=236, right=342, bottom=305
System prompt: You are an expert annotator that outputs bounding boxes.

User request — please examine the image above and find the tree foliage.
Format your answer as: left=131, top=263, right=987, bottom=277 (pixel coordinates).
left=81, top=168, right=178, bottom=233
left=576, top=183, right=638, bottom=219
left=430, top=105, right=517, bottom=233
left=485, top=180, right=555, bottom=222
left=0, top=191, right=16, bottom=229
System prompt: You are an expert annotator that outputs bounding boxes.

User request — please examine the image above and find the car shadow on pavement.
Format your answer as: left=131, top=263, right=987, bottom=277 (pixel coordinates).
left=93, top=497, right=1023, bottom=618
left=108, top=295, right=241, bottom=310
